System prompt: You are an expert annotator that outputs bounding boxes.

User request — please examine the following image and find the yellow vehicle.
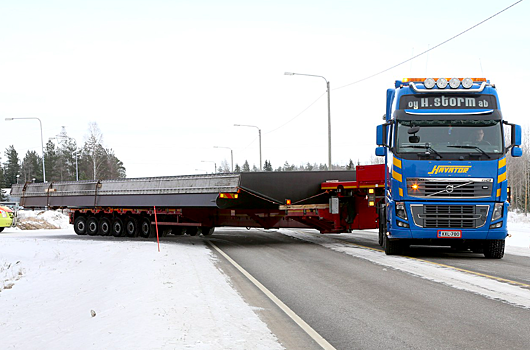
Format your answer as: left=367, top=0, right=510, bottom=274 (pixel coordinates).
left=0, top=205, right=16, bottom=233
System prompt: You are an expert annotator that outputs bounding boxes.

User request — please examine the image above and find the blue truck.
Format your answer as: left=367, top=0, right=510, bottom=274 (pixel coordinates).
left=376, top=77, right=522, bottom=258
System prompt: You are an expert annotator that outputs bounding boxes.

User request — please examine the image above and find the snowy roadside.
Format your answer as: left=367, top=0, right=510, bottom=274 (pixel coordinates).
left=0, top=218, right=284, bottom=350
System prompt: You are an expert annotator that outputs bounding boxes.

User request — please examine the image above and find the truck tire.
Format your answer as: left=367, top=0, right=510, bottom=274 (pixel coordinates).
left=186, top=227, right=198, bottom=236
left=125, top=217, right=138, bottom=237
left=201, top=227, right=215, bottom=236
left=87, top=217, right=99, bottom=236
left=99, top=217, right=111, bottom=236
left=172, top=227, right=184, bottom=236
left=384, top=234, right=402, bottom=256
left=74, top=216, right=87, bottom=235
left=484, top=240, right=505, bottom=259
left=112, top=217, right=125, bottom=237
left=139, top=217, right=154, bottom=238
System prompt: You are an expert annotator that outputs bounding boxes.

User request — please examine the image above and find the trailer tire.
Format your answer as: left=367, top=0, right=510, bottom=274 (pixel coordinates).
left=74, top=216, right=87, bottom=235
left=87, top=217, right=99, bottom=236
left=139, top=217, right=154, bottom=238
left=201, top=227, right=214, bottom=236
left=112, top=217, right=125, bottom=237
left=384, top=234, right=402, bottom=256
left=172, top=227, right=184, bottom=236
left=125, top=217, right=138, bottom=237
left=484, top=240, right=505, bottom=259
left=99, top=217, right=111, bottom=236
left=186, top=227, right=198, bottom=236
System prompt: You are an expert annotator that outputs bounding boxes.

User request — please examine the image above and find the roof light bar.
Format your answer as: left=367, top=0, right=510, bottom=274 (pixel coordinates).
left=449, top=78, right=461, bottom=89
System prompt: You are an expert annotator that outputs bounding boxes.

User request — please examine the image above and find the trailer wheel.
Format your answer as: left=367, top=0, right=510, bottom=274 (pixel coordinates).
left=186, top=227, right=198, bottom=236
left=74, top=216, right=87, bottom=235
left=112, top=217, right=125, bottom=237
left=99, top=217, right=111, bottom=236
left=172, top=227, right=184, bottom=236
left=139, top=217, right=154, bottom=238
left=484, top=240, right=505, bottom=259
left=87, top=217, right=99, bottom=236
left=201, top=227, right=215, bottom=236
left=125, top=217, right=138, bottom=237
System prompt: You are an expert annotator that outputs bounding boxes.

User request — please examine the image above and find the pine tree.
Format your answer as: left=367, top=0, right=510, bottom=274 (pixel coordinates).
left=3, top=146, right=21, bottom=186
left=263, top=160, right=273, bottom=171
left=21, top=151, right=42, bottom=183
left=234, top=164, right=241, bottom=173
left=242, top=160, right=250, bottom=172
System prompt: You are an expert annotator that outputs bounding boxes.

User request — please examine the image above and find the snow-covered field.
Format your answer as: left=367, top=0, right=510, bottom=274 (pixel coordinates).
left=0, top=211, right=284, bottom=350
left=1, top=210, right=529, bottom=349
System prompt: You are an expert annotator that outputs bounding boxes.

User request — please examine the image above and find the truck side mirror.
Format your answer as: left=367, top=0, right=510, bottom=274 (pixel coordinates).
left=376, top=124, right=385, bottom=146
left=511, top=147, right=523, bottom=157
left=375, top=147, right=385, bottom=157
left=513, top=124, right=522, bottom=146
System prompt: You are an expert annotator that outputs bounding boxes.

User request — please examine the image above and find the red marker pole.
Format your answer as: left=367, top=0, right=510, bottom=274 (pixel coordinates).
left=154, top=206, right=160, bottom=252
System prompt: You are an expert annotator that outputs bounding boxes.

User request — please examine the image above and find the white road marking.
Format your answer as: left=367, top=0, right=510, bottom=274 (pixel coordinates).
left=281, top=229, right=530, bottom=309
left=206, top=240, right=337, bottom=350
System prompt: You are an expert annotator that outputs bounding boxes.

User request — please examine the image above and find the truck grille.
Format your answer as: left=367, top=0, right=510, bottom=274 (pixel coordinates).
left=410, top=204, right=489, bottom=229
left=407, top=178, right=493, bottom=199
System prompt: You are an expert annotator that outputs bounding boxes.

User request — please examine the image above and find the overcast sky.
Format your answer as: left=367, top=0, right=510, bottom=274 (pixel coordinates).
left=1, top=0, right=528, bottom=178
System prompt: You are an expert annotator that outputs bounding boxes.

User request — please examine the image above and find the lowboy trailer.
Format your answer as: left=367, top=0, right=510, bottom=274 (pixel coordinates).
left=10, top=164, right=385, bottom=238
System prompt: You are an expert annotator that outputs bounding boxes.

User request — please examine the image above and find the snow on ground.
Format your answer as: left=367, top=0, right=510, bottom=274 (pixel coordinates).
left=0, top=212, right=284, bottom=350
left=1, top=210, right=529, bottom=349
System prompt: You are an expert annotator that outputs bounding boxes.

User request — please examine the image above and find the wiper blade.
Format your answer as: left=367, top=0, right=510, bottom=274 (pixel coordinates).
left=401, top=144, right=443, bottom=158
left=447, top=145, right=491, bottom=158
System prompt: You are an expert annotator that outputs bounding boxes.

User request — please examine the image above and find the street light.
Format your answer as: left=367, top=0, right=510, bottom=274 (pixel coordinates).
left=201, top=160, right=217, bottom=174
left=72, top=149, right=81, bottom=181
left=285, top=72, right=332, bottom=170
left=214, top=146, right=233, bottom=172
left=234, top=124, right=262, bottom=170
left=5, top=117, right=46, bottom=182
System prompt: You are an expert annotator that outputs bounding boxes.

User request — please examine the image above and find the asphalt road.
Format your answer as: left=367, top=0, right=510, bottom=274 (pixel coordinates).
left=207, top=228, right=530, bottom=350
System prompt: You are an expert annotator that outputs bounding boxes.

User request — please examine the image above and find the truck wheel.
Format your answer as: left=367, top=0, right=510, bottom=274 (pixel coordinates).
left=112, top=217, right=125, bottom=237
left=87, top=217, right=99, bottom=236
left=384, top=234, right=402, bottom=255
left=125, top=217, right=138, bottom=237
left=74, top=216, right=87, bottom=235
left=139, top=217, right=154, bottom=238
left=99, top=217, right=111, bottom=236
left=484, top=240, right=505, bottom=259
left=201, top=227, right=215, bottom=236
left=172, top=227, right=184, bottom=236
left=186, top=227, right=198, bottom=236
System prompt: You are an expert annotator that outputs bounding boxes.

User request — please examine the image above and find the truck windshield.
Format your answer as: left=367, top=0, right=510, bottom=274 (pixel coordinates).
left=395, top=120, right=503, bottom=158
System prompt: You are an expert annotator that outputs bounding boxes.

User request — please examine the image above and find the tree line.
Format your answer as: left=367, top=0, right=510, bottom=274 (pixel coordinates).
left=1, top=123, right=126, bottom=196
left=215, top=159, right=359, bottom=173
left=507, top=125, right=530, bottom=214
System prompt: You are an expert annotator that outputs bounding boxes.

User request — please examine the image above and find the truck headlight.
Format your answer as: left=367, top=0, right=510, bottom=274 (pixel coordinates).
left=395, top=202, right=408, bottom=220
left=492, top=203, right=503, bottom=221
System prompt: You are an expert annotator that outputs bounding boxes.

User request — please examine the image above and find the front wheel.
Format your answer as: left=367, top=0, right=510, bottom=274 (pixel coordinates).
left=384, top=234, right=403, bottom=256
left=484, top=240, right=505, bottom=259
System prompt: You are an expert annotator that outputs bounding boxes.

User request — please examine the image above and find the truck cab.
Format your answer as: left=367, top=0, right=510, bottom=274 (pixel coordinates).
left=376, top=78, right=522, bottom=258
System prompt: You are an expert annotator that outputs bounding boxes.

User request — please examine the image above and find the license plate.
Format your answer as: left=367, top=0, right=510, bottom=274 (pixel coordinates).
left=437, top=230, right=462, bottom=238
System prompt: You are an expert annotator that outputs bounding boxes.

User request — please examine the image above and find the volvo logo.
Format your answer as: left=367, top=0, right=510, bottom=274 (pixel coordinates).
left=446, top=184, right=454, bottom=193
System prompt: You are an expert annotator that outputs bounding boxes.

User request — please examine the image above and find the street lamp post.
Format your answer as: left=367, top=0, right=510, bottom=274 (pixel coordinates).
left=72, top=149, right=81, bottom=181
left=5, top=117, right=46, bottom=182
left=234, top=124, right=262, bottom=170
left=214, top=146, right=233, bottom=172
left=285, top=72, right=332, bottom=170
